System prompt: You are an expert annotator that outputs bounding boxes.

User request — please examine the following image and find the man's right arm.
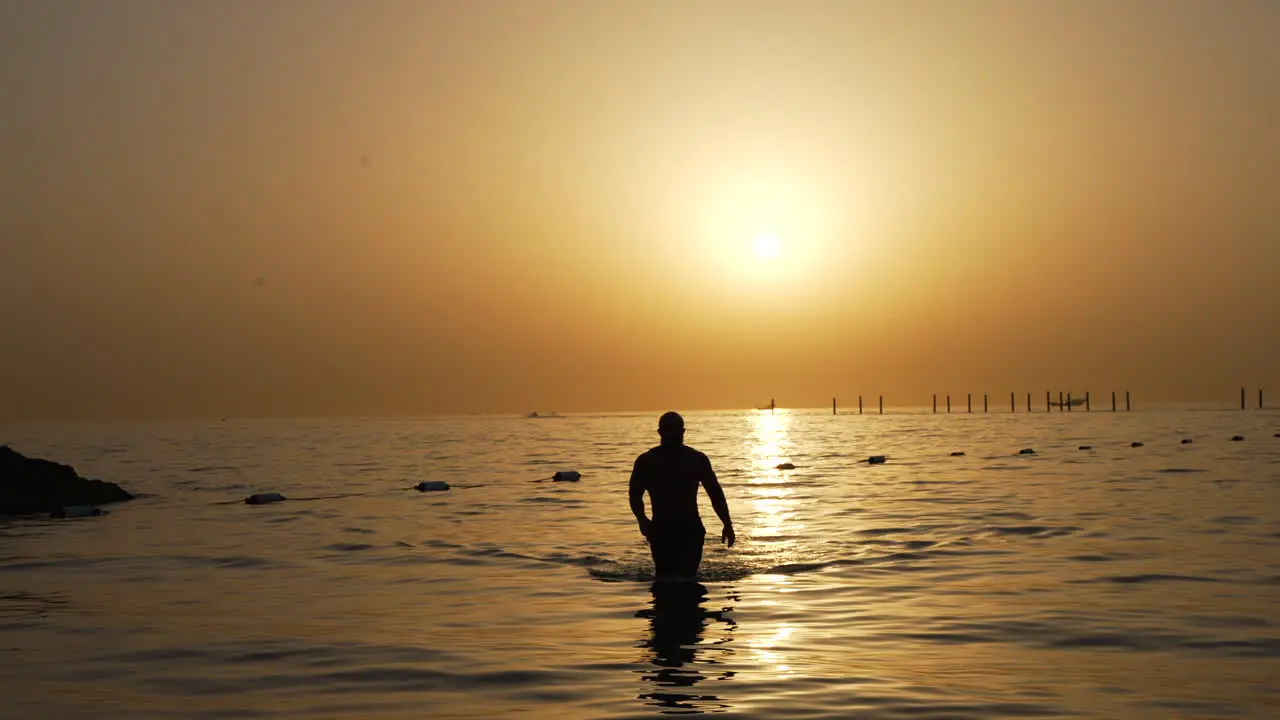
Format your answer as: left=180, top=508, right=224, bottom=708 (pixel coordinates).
left=700, top=453, right=735, bottom=547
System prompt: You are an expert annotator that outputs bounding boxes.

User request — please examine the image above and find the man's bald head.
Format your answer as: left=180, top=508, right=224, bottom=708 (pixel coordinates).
left=658, top=412, right=685, bottom=445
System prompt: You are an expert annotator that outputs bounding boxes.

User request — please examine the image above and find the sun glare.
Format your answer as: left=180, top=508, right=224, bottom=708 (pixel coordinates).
left=753, top=234, right=780, bottom=259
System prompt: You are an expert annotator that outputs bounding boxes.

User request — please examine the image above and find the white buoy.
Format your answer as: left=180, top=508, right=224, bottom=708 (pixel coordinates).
left=51, top=505, right=102, bottom=519
left=552, top=470, right=581, bottom=482
left=414, top=481, right=450, bottom=492
left=245, top=492, right=286, bottom=505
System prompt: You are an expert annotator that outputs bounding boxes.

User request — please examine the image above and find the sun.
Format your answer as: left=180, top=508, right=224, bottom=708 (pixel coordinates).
left=752, top=234, right=780, bottom=259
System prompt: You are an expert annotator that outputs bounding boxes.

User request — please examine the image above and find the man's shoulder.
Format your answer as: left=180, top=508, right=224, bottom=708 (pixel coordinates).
left=636, top=445, right=711, bottom=464
left=680, top=445, right=711, bottom=463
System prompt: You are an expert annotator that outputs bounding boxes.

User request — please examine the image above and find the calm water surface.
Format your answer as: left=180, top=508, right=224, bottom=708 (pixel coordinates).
left=2, top=407, right=1278, bottom=718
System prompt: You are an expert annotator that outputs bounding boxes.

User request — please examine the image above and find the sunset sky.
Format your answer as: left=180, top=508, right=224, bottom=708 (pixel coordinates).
left=2, top=0, right=1277, bottom=422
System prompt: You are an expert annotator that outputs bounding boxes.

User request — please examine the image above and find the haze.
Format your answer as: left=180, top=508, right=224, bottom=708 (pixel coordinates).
left=2, top=0, right=1277, bottom=422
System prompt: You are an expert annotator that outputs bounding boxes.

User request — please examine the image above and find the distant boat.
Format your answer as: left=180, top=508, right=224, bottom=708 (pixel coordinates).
left=527, top=411, right=562, bottom=419
left=1049, top=398, right=1088, bottom=408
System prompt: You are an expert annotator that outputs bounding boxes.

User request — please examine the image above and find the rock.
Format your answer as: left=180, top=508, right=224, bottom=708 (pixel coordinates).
left=775, top=462, right=796, bottom=470
left=552, top=470, right=581, bottom=482
left=1131, top=441, right=1144, bottom=448
left=51, top=505, right=103, bottom=519
left=1231, top=435, right=1245, bottom=442
left=1181, top=439, right=1194, bottom=444
left=949, top=451, right=966, bottom=457
left=1018, top=448, right=1036, bottom=455
left=1078, top=445, right=1093, bottom=451
left=414, top=481, right=450, bottom=492
left=0, top=446, right=133, bottom=516
left=867, top=455, right=887, bottom=465
left=244, top=492, right=286, bottom=505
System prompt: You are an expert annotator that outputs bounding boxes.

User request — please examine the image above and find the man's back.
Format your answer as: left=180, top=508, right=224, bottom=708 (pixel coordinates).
left=631, top=444, right=713, bottom=531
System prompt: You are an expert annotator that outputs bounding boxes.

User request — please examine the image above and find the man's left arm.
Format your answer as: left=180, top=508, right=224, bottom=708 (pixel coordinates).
left=629, top=457, right=652, bottom=538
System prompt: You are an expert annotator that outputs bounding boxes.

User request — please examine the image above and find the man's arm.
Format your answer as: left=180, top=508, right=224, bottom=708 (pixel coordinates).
left=700, top=455, right=735, bottom=546
left=629, top=456, right=652, bottom=537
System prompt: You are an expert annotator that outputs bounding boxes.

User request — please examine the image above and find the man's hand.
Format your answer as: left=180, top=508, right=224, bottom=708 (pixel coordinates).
left=722, top=523, right=736, bottom=548
left=637, top=517, right=654, bottom=540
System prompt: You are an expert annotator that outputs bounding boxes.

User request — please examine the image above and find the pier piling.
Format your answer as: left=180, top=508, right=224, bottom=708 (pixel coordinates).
left=1112, top=391, right=1116, bottom=412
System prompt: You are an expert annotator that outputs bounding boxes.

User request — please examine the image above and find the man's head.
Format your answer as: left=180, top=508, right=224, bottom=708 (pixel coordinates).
left=658, top=411, right=685, bottom=445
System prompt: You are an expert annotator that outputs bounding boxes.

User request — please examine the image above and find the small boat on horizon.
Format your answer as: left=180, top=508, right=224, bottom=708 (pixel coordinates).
left=527, top=411, right=562, bottom=419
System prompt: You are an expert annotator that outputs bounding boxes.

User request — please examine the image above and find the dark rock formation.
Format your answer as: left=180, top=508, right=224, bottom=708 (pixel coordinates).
left=0, top=446, right=133, bottom=515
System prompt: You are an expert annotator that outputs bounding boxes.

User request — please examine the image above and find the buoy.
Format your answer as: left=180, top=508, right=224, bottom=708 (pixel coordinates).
left=414, top=481, right=450, bottom=492
left=1181, top=439, right=1193, bottom=444
left=1231, top=435, right=1244, bottom=442
left=552, top=470, right=581, bottom=482
left=1078, top=445, right=1092, bottom=450
left=775, top=462, right=796, bottom=470
left=51, top=505, right=102, bottom=519
left=867, top=455, right=887, bottom=465
left=949, top=451, right=965, bottom=457
left=245, top=492, right=286, bottom=505
left=1131, top=442, right=1144, bottom=448
left=1018, top=448, right=1036, bottom=455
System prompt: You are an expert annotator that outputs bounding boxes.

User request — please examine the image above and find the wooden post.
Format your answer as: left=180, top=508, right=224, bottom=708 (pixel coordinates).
left=1112, top=391, right=1116, bottom=412
left=968, top=393, right=973, bottom=413
left=1086, top=391, right=1091, bottom=411
left=933, top=394, right=937, bottom=413
left=1067, top=392, right=1073, bottom=412
left=1046, top=391, right=1051, bottom=412
left=1126, top=390, right=1131, bottom=411
left=983, top=393, right=988, bottom=413
left=832, top=397, right=836, bottom=415
left=1241, top=387, right=1246, bottom=410
left=858, top=395, right=863, bottom=414
left=771, top=398, right=775, bottom=414
left=1059, top=391, right=1064, bottom=413
left=1027, top=392, right=1031, bottom=412
left=879, top=395, right=883, bottom=414
left=1260, top=389, right=1265, bottom=410
left=946, top=394, right=951, bottom=413
left=1010, top=392, right=1015, bottom=412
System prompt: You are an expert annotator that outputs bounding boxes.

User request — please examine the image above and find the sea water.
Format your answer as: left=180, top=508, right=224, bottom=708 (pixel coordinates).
left=1, top=406, right=1278, bottom=718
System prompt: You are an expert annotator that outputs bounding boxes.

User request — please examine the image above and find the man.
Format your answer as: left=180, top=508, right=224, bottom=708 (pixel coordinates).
left=629, top=411, right=735, bottom=580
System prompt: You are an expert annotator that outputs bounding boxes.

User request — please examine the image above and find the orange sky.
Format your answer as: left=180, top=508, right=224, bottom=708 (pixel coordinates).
left=1, top=0, right=1277, bottom=421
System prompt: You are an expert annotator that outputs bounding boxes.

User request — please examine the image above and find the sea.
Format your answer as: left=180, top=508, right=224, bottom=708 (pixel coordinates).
left=1, top=405, right=1277, bottom=719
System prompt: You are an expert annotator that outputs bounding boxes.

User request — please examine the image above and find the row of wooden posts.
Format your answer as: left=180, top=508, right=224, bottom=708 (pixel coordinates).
left=789, top=388, right=1270, bottom=415
left=817, top=392, right=1134, bottom=415
left=759, top=389, right=1267, bottom=415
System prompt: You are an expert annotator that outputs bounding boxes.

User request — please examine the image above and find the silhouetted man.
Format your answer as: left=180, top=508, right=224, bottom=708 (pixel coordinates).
left=630, top=412, right=735, bottom=580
